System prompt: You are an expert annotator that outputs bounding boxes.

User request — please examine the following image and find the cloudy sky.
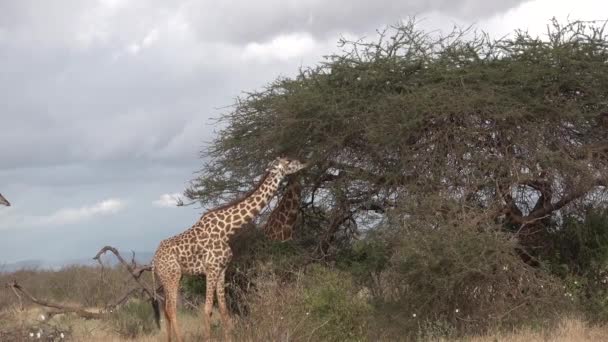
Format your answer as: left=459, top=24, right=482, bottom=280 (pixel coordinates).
left=0, top=0, right=606, bottom=265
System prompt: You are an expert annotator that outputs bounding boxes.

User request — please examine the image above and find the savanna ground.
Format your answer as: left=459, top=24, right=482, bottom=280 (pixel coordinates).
left=3, top=18, right=608, bottom=341
left=1, top=258, right=608, bottom=342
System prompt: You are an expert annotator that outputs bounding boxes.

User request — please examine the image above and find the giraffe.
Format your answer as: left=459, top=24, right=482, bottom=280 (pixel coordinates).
left=152, top=157, right=307, bottom=342
left=0, top=193, right=10, bottom=206
left=262, top=175, right=302, bottom=241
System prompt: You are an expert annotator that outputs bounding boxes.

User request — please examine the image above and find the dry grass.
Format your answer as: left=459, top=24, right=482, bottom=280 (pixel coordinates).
left=3, top=306, right=608, bottom=342
left=2, top=266, right=608, bottom=341
left=0, top=304, right=222, bottom=342
left=2, top=298, right=608, bottom=342
left=466, top=318, right=608, bottom=342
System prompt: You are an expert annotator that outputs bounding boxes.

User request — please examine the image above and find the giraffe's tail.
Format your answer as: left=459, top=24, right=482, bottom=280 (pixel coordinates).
left=151, top=263, right=161, bottom=329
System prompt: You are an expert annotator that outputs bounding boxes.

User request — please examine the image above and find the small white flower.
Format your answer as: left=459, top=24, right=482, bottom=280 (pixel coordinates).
left=412, top=313, right=417, bottom=318
left=60, top=332, right=65, bottom=339
left=29, top=332, right=34, bottom=337
left=305, top=312, right=310, bottom=316
left=36, top=331, right=41, bottom=339
left=574, top=281, right=578, bottom=285
left=455, top=309, right=460, bottom=313
left=39, top=314, right=45, bottom=321
left=502, top=266, right=508, bottom=271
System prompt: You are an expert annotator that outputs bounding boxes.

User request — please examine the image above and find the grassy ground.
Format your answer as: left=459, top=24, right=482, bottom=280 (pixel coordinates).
left=2, top=266, right=608, bottom=341
left=2, top=303, right=608, bottom=342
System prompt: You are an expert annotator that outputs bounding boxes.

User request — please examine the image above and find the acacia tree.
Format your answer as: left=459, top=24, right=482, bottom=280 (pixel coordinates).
left=186, top=19, right=608, bottom=257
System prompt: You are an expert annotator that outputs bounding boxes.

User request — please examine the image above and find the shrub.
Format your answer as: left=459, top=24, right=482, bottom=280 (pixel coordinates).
left=235, top=264, right=373, bottom=342
left=302, top=265, right=373, bottom=341
left=336, top=238, right=390, bottom=290
left=108, top=299, right=157, bottom=339
left=376, top=221, right=570, bottom=338
left=544, top=209, right=608, bottom=321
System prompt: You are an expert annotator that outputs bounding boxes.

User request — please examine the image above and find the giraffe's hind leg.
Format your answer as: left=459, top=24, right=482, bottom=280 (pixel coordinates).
left=216, top=267, right=234, bottom=341
left=202, top=268, right=219, bottom=340
left=161, top=302, right=173, bottom=342
left=157, top=258, right=183, bottom=342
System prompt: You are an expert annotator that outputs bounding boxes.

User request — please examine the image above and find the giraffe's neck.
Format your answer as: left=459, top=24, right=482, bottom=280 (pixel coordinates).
left=212, top=170, right=285, bottom=239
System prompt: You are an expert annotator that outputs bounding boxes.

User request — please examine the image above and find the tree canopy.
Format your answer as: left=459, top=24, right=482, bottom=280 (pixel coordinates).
left=186, top=19, right=608, bottom=255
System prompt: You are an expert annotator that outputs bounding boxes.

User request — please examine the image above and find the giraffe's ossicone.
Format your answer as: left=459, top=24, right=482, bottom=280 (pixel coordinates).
left=152, top=157, right=307, bottom=342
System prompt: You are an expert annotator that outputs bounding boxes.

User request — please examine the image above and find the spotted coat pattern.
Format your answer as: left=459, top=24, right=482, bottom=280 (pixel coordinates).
left=262, top=176, right=302, bottom=241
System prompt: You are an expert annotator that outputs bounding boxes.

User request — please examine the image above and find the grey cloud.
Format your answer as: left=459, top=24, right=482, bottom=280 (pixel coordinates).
left=0, top=0, right=531, bottom=171
left=0, top=0, right=534, bottom=263
left=184, top=0, right=532, bottom=43
left=0, top=1, right=532, bottom=46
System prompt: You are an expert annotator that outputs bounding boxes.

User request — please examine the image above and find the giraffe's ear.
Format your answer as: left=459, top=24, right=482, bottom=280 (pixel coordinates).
left=265, top=158, right=280, bottom=171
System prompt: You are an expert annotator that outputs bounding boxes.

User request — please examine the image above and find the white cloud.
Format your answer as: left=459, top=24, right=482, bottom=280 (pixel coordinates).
left=98, top=0, right=128, bottom=11
left=127, top=43, right=141, bottom=55
left=153, top=193, right=181, bottom=208
left=31, top=198, right=127, bottom=226
left=243, top=33, right=317, bottom=62
left=142, top=28, right=160, bottom=47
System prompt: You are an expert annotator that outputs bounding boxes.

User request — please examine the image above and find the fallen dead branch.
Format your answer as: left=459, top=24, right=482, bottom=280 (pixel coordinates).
left=6, top=280, right=103, bottom=319
left=4, top=245, right=202, bottom=320
left=93, top=246, right=199, bottom=310
left=93, top=246, right=155, bottom=300
left=4, top=246, right=158, bottom=320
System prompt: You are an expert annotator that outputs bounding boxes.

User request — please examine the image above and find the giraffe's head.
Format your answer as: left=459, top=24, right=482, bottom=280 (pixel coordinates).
left=0, top=193, right=10, bottom=207
left=267, top=157, right=307, bottom=176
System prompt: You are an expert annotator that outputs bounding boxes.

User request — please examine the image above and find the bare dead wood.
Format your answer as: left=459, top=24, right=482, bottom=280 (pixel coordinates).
left=5, top=246, right=201, bottom=320
left=93, top=246, right=198, bottom=311
left=9, top=283, right=24, bottom=311
left=6, top=281, right=104, bottom=319
left=93, top=246, right=154, bottom=299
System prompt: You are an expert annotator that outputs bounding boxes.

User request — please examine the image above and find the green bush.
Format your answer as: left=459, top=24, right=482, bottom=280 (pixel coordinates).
left=336, top=239, right=389, bottom=288
left=377, top=221, right=570, bottom=338
left=181, top=274, right=207, bottom=308
left=302, top=265, right=373, bottom=341
left=108, top=299, right=157, bottom=338
left=544, top=209, right=608, bottom=321
left=546, top=209, right=608, bottom=276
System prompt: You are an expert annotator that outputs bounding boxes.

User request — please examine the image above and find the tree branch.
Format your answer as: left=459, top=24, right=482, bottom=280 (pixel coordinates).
left=93, top=246, right=154, bottom=299
left=6, top=281, right=104, bottom=319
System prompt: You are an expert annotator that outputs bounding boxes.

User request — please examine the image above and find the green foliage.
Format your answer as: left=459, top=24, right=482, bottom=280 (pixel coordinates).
left=544, top=209, right=608, bottom=321
left=108, top=300, right=157, bottom=338
left=302, top=265, right=372, bottom=341
left=377, top=221, right=570, bottom=337
left=178, top=17, right=608, bottom=338
left=186, top=18, right=608, bottom=266
left=180, top=274, right=207, bottom=307
left=547, top=209, right=608, bottom=276
left=336, top=239, right=389, bottom=286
